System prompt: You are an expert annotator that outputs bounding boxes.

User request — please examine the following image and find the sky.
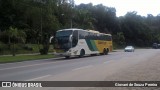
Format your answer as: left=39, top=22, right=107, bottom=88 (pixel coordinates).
left=74, top=0, right=160, bottom=17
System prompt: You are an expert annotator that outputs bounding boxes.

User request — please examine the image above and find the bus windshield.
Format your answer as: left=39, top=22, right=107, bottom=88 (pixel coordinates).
left=54, top=30, right=73, bottom=50
left=56, top=30, right=73, bottom=37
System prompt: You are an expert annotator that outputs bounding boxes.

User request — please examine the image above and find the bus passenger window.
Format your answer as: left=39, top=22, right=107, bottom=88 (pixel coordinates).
left=72, top=30, right=78, bottom=47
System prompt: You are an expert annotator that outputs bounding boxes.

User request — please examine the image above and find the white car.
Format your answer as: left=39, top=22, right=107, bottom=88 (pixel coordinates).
left=124, top=46, right=134, bottom=52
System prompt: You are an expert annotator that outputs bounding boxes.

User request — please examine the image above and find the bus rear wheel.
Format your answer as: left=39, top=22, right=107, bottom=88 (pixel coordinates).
left=65, top=56, right=70, bottom=59
left=103, top=49, right=108, bottom=55
left=79, top=49, right=85, bottom=58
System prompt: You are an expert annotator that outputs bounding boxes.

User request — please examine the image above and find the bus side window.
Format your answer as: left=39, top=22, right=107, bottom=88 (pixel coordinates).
left=105, top=35, right=112, bottom=41
left=79, top=31, right=85, bottom=39
left=79, top=30, right=88, bottom=39
left=72, top=30, right=78, bottom=47
left=109, top=36, right=112, bottom=41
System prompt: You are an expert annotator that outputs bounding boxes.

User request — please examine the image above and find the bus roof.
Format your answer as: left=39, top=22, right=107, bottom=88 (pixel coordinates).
left=57, top=28, right=112, bottom=36
left=58, top=28, right=83, bottom=32
left=87, top=30, right=99, bottom=33
left=104, top=34, right=112, bottom=36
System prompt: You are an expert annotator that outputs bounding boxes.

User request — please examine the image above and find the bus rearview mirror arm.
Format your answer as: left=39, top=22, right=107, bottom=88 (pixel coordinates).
left=69, top=35, right=72, bottom=42
left=49, top=36, right=54, bottom=43
left=69, top=35, right=72, bottom=48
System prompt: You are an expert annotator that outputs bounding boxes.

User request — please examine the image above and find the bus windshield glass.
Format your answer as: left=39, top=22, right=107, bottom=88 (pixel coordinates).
left=54, top=30, right=73, bottom=50
left=56, top=30, right=73, bottom=37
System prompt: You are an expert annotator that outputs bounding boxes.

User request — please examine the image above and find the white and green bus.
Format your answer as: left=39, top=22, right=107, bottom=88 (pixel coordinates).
left=51, top=28, right=112, bottom=58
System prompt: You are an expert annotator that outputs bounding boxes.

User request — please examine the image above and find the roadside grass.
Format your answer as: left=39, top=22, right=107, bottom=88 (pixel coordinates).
left=0, top=54, right=54, bottom=63
left=0, top=44, right=54, bottom=55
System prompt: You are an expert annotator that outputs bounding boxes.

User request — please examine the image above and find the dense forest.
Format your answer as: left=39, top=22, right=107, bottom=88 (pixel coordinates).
left=0, top=0, right=160, bottom=54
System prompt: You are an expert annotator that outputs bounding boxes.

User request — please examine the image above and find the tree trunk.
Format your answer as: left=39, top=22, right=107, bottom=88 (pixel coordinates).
left=12, top=43, right=16, bottom=56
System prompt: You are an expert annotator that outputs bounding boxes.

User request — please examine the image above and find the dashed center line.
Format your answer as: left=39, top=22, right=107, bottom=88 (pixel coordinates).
left=0, top=62, right=57, bottom=71
left=103, top=60, right=114, bottom=64
left=72, top=65, right=93, bottom=71
left=26, top=75, right=52, bottom=81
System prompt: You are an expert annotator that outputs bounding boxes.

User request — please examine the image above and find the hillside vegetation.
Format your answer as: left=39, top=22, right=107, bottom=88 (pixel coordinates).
left=0, top=0, right=160, bottom=55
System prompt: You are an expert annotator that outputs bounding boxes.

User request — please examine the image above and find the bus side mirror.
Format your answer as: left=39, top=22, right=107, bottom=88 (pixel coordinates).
left=49, top=36, right=54, bottom=43
left=69, top=35, right=72, bottom=42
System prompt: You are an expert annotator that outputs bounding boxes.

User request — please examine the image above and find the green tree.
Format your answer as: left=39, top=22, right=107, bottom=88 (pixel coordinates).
left=113, top=32, right=125, bottom=46
left=119, top=11, right=152, bottom=46
left=3, top=27, right=26, bottom=56
left=7, top=27, right=26, bottom=56
left=73, top=8, right=94, bottom=29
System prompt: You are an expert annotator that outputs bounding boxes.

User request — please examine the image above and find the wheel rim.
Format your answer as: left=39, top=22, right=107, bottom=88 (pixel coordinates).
left=103, top=49, right=106, bottom=55
left=103, top=49, right=108, bottom=55
left=80, top=50, right=85, bottom=57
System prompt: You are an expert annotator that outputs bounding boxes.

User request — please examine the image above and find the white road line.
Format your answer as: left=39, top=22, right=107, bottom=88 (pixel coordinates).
left=104, top=61, right=108, bottom=64
left=0, top=62, right=57, bottom=71
left=103, top=60, right=113, bottom=64
left=26, top=75, right=52, bottom=81
left=72, top=65, right=93, bottom=71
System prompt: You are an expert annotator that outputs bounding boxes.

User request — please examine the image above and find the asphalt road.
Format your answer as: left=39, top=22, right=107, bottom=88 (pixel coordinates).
left=1, top=49, right=160, bottom=90
left=0, top=49, right=134, bottom=81
left=0, top=50, right=126, bottom=81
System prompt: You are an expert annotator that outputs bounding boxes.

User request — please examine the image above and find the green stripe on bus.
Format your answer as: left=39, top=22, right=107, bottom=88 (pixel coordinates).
left=86, top=39, right=94, bottom=51
left=90, top=40, right=98, bottom=51
left=85, top=39, right=98, bottom=51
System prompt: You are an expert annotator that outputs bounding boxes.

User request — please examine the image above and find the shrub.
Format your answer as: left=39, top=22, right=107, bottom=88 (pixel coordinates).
left=23, top=45, right=33, bottom=51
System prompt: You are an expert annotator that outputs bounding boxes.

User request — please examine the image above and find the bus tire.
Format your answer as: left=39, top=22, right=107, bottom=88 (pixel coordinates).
left=65, top=56, right=70, bottom=59
left=79, top=49, right=85, bottom=58
left=103, top=49, right=106, bottom=55
left=106, top=49, right=109, bottom=55
left=103, top=48, right=108, bottom=55
left=91, top=54, right=97, bottom=56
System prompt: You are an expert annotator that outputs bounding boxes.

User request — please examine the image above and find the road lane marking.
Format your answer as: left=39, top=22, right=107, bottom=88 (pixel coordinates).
left=26, top=75, right=52, bottom=81
left=72, top=65, right=93, bottom=71
left=0, top=62, right=58, bottom=71
left=103, top=60, right=113, bottom=64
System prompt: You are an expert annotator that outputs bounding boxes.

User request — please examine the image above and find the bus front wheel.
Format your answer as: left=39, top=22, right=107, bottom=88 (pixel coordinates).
left=65, top=56, right=70, bottom=59
left=79, top=49, right=85, bottom=58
